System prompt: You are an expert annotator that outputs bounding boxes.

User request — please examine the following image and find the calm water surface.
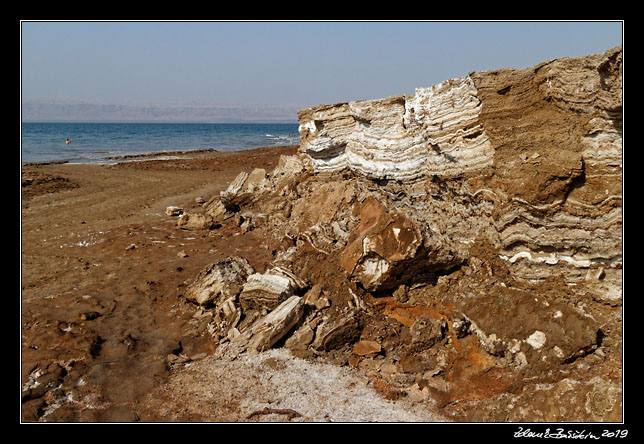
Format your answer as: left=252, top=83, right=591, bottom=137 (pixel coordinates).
left=21, top=122, right=300, bottom=163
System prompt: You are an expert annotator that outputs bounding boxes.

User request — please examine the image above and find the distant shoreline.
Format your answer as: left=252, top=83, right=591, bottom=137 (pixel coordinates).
left=21, top=120, right=300, bottom=125
left=21, top=145, right=300, bottom=167
left=21, top=101, right=303, bottom=124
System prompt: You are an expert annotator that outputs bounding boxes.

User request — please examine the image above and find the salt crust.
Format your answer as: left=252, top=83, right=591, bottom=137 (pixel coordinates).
left=172, top=348, right=448, bottom=422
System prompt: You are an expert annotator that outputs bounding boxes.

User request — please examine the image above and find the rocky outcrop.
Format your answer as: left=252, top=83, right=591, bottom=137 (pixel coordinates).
left=180, top=47, right=622, bottom=422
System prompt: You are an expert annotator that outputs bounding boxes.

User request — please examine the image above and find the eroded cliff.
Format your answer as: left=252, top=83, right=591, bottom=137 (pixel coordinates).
left=181, top=47, right=623, bottom=421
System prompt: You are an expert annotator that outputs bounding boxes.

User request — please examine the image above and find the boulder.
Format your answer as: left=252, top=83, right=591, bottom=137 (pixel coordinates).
left=239, top=268, right=305, bottom=311
left=235, top=295, right=305, bottom=354
left=220, top=168, right=270, bottom=207
left=311, top=311, right=361, bottom=351
left=176, top=212, right=214, bottom=230
left=184, top=257, right=255, bottom=307
left=340, top=197, right=455, bottom=291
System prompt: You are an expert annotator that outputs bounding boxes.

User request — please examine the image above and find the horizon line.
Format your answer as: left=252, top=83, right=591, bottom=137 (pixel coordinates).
left=21, top=119, right=300, bottom=124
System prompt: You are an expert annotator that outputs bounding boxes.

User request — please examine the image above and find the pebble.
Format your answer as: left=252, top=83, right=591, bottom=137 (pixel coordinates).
left=166, top=206, right=183, bottom=216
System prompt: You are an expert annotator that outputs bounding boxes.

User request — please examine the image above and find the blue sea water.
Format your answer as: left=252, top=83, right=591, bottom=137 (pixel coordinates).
left=21, top=122, right=300, bottom=164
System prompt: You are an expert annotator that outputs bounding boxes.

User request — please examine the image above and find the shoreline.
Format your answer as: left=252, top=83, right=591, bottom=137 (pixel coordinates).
left=21, top=145, right=295, bottom=167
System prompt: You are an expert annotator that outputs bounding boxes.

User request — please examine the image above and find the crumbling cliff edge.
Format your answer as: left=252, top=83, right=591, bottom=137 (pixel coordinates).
left=175, top=47, right=623, bottom=421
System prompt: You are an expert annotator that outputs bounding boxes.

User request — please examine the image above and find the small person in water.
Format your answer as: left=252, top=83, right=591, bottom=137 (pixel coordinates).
left=65, top=138, right=71, bottom=144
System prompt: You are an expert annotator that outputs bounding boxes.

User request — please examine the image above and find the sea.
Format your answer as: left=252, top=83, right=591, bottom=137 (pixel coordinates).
left=21, top=122, right=301, bottom=164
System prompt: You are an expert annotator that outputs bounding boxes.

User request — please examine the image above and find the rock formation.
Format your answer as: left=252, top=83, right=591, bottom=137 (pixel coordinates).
left=178, top=47, right=623, bottom=421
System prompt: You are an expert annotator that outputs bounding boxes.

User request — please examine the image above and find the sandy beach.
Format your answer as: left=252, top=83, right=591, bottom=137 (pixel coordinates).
left=21, top=146, right=449, bottom=422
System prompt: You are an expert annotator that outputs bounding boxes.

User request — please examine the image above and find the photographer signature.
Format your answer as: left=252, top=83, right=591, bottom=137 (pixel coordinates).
left=514, top=427, right=628, bottom=439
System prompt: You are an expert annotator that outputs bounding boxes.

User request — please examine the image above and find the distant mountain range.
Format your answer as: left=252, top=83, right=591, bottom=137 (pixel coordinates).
left=21, top=101, right=301, bottom=123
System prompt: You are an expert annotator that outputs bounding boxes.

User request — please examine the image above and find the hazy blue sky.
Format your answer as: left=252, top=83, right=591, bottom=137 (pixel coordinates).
left=21, top=21, right=623, bottom=110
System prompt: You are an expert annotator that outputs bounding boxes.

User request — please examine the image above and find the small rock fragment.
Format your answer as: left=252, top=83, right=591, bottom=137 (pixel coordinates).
left=585, top=267, right=605, bottom=281
left=352, top=340, right=382, bottom=357
left=79, top=311, right=101, bottom=321
left=409, top=315, right=446, bottom=351
left=526, top=330, right=547, bottom=350
left=285, top=324, right=315, bottom=351
left=303, top=284, right=323, bottom=305
left=166, top=206, right=183, bottom=216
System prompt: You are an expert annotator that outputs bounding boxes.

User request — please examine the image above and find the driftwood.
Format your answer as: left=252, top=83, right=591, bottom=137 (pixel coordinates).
left=246, top=407, right=302, bottom=421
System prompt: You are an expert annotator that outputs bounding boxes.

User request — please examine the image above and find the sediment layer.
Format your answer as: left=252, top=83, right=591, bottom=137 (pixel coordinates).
left=297, top=75, right=494, bottom=180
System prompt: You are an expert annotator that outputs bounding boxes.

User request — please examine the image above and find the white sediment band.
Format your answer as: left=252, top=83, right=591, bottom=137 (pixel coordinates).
left=298, top=76, right=494, bottom=180
left=499, top=251, right=622, bottom=268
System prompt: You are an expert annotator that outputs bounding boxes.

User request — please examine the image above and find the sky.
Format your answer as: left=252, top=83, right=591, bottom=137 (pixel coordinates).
left=21, top=21, right=623, bottom=119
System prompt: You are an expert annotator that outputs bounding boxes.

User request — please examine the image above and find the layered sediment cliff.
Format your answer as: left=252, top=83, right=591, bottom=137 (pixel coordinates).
left=297, top=46, right=622, bottom=288
left=183, top=47, right=623, bottom=421
left=298, top=75, right=494, bottom=180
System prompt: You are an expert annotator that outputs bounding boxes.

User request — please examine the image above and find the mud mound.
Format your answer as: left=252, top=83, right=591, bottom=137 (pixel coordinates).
left=22, top=170, right=80, bottom=200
